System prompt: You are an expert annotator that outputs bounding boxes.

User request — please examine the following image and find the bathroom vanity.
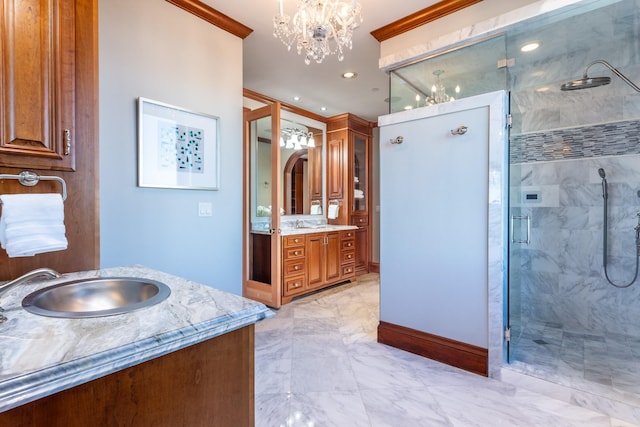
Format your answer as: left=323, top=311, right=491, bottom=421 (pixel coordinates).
left=0, top=266, right=273, bottom=426
left=281, top=225, right=357, bottom=304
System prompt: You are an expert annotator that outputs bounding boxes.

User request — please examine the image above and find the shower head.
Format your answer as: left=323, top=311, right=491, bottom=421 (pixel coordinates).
left=561, top=76, right=611, bottom=91
left=598, top=168, right=606, bottom=179
left=561, top=60, right=640, bottom=92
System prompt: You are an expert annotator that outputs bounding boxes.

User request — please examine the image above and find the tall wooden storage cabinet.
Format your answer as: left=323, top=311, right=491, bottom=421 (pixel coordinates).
left=326, top=113, right=373, bottom=275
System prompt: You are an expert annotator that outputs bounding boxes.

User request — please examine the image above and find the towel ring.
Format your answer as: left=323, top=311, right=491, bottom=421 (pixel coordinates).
left=0, top=171, right=67, bottom=201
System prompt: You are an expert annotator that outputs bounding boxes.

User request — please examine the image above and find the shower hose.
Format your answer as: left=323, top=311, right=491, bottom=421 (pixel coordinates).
left=601, top=185, right=640, bottom=288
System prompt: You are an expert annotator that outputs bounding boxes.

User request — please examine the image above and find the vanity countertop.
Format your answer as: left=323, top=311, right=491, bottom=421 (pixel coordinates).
left=280, top=224, right=358, bottom=236
left=0, top=265, right=273, bottom=413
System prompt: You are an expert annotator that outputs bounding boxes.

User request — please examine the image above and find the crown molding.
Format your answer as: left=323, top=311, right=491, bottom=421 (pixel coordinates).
left=166, top=0, right=253, bottom=39
left=370, top=0, right=482, bottom=42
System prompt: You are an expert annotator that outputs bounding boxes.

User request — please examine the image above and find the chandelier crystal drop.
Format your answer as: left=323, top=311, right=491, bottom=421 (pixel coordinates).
left=274, top=0, right=363, bottom=65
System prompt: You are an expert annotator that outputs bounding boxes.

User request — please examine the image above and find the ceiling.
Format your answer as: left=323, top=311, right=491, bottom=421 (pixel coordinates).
left=201, top=0, right=440, bottom=122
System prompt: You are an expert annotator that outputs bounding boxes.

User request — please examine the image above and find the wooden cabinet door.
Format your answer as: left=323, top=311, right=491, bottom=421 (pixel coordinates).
left=325, top=232, right=341, bottom=283
left=355, top=226, right=369, bottom=274
left=308, top=138, right=323, bottom=201
left=326, top=134, right=345, bottom=199
left=306, top=234, right=324, bottom=288
left=0, top=0, right=76, bottom=171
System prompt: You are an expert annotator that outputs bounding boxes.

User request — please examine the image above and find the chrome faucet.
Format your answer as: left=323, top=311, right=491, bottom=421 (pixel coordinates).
left=296, top=219, right=305, bottom=229
left=0, top=268, right=61, bottom=322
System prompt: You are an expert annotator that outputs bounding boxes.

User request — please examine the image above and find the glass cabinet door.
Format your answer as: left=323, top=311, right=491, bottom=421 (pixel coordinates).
left=352, top=134, right=368, bottom=213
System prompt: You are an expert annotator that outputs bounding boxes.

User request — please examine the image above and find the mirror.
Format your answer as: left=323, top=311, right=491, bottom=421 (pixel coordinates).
left=280, top=122, right=323, bottom=215
left=253, top=115, right=325, bottom=220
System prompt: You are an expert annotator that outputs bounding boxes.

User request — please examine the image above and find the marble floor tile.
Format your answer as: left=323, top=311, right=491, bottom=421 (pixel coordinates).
left=290, top=356, right=359, bottom=393
left=255, top=275, right=640, bottom=426
left=289, top=391, right=371, bottom=427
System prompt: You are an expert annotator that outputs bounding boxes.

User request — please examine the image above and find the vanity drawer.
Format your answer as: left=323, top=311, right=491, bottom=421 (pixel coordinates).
left=351, top=216, right=368, bottom=226
left=284, top=275, right=306, bottom=295
left=341, top=230, right=355, bottom=239
left=341, top=239, right=355, bottom=251
left=284, top=246, right=305, bottom=259
left=284, top=259, right=305, bottom=276
left=342, top=265, right=355, bottom=278
left=284, top=235, right=305, bottom=247
left=342, top=251, right=355, bottom=264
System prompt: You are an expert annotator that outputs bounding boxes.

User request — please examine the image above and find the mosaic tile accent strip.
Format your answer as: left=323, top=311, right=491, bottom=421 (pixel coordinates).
left=510, top=120, right=640, bottom=163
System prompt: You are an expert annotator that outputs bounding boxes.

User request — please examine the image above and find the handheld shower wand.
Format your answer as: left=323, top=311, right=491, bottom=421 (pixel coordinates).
left=598, top=168, right=639, bottom=288
left=598, top=168, right=608, bottom=199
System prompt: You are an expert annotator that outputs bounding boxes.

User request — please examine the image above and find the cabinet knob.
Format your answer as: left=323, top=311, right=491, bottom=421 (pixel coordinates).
left=348, top=254, right=352, bottom=259
left=294, top=238, right=300, bottom=243
left=294, top=265, right=299, bottom=270
left=294, top=251, right=300, bottom=255
left=347, top=243, right=352, bottom=247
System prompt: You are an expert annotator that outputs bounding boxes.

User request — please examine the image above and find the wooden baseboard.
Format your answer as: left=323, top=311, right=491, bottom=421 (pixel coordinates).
left=369, top=262, right=380, bottom=273
left=377, top=321, right=488, bottom=376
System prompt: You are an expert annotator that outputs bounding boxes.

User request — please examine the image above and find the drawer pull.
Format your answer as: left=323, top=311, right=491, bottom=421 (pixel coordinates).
left=294, top=238, right=300, bottom=243
left=348, top=254, right=352, bottom=259
left=347, top=243, right=352, bottom=247
left=294, top=282, right=301, bottom=288
left=294, top=265, right=299, bottom=270
left=294, top=251, right=300, bottom=255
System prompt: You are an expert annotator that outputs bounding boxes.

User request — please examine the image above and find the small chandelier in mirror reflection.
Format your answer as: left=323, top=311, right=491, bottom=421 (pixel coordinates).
left=423, top=70, right=460, bottom=105
left=274, top=0, right=363, bottom=65
left=280, top=128, right=315, bottom=150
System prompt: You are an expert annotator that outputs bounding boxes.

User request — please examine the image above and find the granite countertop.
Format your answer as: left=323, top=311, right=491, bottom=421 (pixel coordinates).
left=280, top=224, right=358, bottom=236
left=0, top=265, right=273, bottom=413
left=251, top=224, right=358, bottom=236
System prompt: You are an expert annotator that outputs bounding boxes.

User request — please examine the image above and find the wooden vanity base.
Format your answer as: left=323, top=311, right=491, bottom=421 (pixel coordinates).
left=0, top=325, right=255, bottom=427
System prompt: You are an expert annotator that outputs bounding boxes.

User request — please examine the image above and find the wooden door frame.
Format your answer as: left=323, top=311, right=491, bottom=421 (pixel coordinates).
left=243, top=104, right=282, bottom=308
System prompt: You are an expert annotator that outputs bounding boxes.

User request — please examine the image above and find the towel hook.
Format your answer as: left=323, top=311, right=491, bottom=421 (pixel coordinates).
left=450, top=126, right=468, bottom=136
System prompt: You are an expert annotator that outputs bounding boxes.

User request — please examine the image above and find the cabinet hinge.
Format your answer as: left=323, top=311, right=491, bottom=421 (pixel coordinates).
left=504, top=327, right=511, bottom=342
left=506, top=114, right=512, bottom=128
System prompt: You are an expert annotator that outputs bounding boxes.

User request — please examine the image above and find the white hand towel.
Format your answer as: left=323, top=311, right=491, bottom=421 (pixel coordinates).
left=0, top=193, right=68, bottom=257
left=310, top=204, right=322, bottom=215
left=328, top=204, right=339, bottom=220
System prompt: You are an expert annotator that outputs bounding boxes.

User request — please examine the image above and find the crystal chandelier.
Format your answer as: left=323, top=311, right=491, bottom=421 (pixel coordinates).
left=274, top=0, right=363, bottom=65
left=425, top=70, right=460, bottom=105
left=280, top=128, right=315, bottom=150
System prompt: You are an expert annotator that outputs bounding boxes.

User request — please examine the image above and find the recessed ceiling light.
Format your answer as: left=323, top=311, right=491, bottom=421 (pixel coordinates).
left=520, top=41, right=540, bottom=53
left=342, top=71, right=358, bottom=79
left=320, top=107, right=327, bottom=111
left=293, top=96, right=301, bottom=101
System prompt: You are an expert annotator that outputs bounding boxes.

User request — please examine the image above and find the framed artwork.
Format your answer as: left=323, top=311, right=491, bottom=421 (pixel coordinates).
left=137, top=97, right=220, bottom=190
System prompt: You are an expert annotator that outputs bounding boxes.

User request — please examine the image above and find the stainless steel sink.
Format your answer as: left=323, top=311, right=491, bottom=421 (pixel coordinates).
left=22, top=277, right=171, bottom=318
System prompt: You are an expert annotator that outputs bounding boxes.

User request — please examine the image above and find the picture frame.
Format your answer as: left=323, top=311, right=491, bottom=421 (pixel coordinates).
left=137, top=97, right=220, bottom=190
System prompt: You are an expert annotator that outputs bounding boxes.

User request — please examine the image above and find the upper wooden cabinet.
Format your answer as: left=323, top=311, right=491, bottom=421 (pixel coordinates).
left=326, top=113, right=373, bottom=275
left=0, top=0, right=76, bottom=171
left=308, top=134, right=323, bottom=202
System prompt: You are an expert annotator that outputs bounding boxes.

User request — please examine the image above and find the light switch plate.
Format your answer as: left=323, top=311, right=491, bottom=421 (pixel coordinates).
left=198, top=202, right=213, bottom=217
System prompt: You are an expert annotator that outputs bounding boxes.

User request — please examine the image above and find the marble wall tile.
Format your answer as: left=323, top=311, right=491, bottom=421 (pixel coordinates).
left=511, top=119, right=640, bottom=336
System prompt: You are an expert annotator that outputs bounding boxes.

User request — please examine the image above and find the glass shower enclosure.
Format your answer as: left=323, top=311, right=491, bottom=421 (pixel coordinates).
left=387, top=0, right=640, bottom=409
